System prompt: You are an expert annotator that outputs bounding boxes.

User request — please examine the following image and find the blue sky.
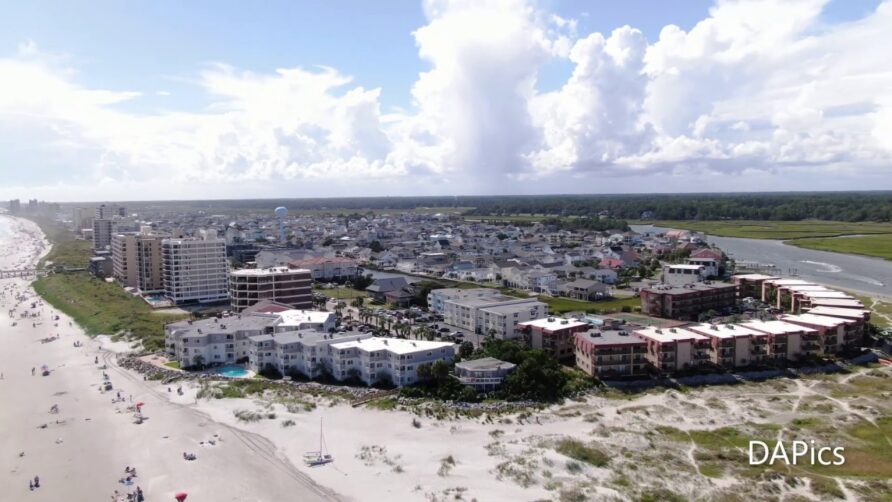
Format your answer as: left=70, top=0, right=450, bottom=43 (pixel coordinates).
left=0, top=0, right=890, bottom=201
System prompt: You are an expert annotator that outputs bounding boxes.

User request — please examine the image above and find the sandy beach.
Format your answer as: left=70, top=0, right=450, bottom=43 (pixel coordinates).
left=0, top=216, right=339, bottom=502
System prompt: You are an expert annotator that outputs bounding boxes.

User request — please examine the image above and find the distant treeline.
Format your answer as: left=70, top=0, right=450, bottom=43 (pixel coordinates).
left=464, top=193, right=892, bottom=222
left=540, top=217, right=630, bottom=232
left=92, top=192, right=892, bottom=222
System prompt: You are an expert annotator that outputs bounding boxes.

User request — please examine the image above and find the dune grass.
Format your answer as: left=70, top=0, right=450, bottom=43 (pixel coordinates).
left=33, top=272, right=186, bottom=351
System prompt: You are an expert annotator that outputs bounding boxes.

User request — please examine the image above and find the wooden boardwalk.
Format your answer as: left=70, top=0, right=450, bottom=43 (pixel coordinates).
left=0, top=268, right=45, bottom=279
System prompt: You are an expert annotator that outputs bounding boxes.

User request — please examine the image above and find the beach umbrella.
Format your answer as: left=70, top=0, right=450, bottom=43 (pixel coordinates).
left=174, top=492, right=188, bottom=501
left=136, top=402, right=145, bottom=408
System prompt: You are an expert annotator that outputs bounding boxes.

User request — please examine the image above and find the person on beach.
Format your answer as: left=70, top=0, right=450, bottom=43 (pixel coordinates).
left=31, top=367, right=35, bottom=376
left=33, top=475, right=40, bottom=488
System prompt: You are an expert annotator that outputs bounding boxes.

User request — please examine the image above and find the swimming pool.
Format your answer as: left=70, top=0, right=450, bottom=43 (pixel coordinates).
left=213, top=365, right=250, bottom=378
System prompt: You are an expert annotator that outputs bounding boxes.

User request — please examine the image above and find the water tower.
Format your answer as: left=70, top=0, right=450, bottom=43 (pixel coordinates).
left=274, top=206, right=288, bottom=243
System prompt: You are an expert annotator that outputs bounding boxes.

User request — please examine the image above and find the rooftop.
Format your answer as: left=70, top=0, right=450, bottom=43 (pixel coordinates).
left=455, top=357, right=516, bottom=371
left=517, top=317, right=588, bottom=331
left=276, top=310, right=334, bottom=326
left=330, top=337, right=455, bottom=355
left=167, top=313, right=275, bottom=337
left=731, top=274, right=780, bottom=281
left=765, top=279, right=816, bottom=287
left=577, top=329, right=644, bottom=346
left=808, top=298, right=865, bottom=308
left=804, top=306, right=870, bottom=320
left=740, top=319, right=817, bottom=336
left=633, top=326, right=708, bottom=343
left=231, top=266, right=310, bottom=276
left=642, top=282, right=736, bottom=295
left=781, top=313, right=852, bottom=328
left=688, top=323, right=766, bottom=339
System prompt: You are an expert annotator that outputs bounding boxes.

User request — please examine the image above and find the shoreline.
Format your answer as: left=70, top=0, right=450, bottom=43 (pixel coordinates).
left=0, top=215, right=339, bottom=502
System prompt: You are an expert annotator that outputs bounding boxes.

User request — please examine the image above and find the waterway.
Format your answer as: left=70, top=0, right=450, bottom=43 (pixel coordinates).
left=631, top=224, right=892, bottom=298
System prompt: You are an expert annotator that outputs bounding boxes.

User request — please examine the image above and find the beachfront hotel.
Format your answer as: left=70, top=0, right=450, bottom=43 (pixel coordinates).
left=161, top=231, right=229, bottom=305
left=229, top=266, right=313, bottom=312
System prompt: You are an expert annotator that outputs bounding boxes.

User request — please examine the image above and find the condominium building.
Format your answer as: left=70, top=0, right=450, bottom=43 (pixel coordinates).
left=517, top=317, right=590, bottom=363
left=730, top=274, right=779, bottom=299
left=575, top=328, right=648, bottom=378
left=247, top=331, right=370, bottom=378
left=165, top=314, right=276, bottom=367
left=93, top=218, right=115, bottom=250
left=328, top=337, right=455, bottom=387
left=111, top=234, right=139, bottom=288
left=741, top=319, right=818, bottom=361
left=428, top=288, right=548, bottom=339
left=780, top=313, right=864, bottom=354
left=639, top=282, right=738, bottom=320
left=230, top=267, right=312, bottom=312
left=165, top=309, right=339, bottom=367
left=136, top=235, right=165, bottom=293
left=632, top=326, right=712, bottom=372
left=688, top=323, right=771, bottom=367
left=162, top=235, right=229, bottom=304
left=287, top=257, right=358, bottom=281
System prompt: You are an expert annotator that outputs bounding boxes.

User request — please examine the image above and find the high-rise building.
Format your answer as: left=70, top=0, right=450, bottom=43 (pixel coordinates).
left=93, top=219, right=115, bottom=250
left=136, top=235, right=165, bottom=293
left=162, top=234, right=229, bottom=304
left=229, top=267, right=313, bottom=312
left=111, top=234, right=139, bottom=288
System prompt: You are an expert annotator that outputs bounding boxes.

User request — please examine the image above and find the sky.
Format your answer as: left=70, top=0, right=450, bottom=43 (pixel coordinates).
left=0, top=0, right=890, bottom=202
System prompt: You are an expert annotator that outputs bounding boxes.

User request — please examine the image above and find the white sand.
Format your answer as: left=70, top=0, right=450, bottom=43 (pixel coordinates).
left=0, top=216, right=338, bottom=502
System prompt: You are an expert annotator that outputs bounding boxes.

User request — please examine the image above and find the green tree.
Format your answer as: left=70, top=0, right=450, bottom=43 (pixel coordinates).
left=417, top=363, right=432, bottom=381
left=431, top=360, right=451, bottom=382
left=322, top=237, right=334, bottom=246
left=502, top=350, right=567, bottom=402
left=458, top=341, right=474, bottom=358
left=369, top=240, right=384, bottom=253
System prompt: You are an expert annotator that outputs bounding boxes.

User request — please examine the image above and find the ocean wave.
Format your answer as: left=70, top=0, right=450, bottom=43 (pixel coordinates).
left=800, top=260, right=842, bottom=273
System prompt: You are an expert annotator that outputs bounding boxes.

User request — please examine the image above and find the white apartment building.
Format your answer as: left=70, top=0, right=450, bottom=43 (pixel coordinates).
left=329, top=337, right=455, bottom=387
left=162, top=234, right=229, bottom=304
left=230, top=267, right=312, bottom=312
left=287, top=257, right=359, bottom=281
left=165, top=314, right=276, bottom=367
left=428, top=288, right=547, bottom=339
left=427, top=288, right=501, bottom=314
left=247, top=331, right=370, bottom=378
left=662, top=264, right=706, bottom=285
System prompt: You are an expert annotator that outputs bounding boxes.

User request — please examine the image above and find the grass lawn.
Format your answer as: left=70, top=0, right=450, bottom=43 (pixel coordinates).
left=788, top=234, right=892, bottom=261
left=314, top=286, right=368, bottom=300
left=539, top=295, right=640, bottom=314
left=22, top=215, right=93, bottom=269
left=647, top=220, right=892, bottom=240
